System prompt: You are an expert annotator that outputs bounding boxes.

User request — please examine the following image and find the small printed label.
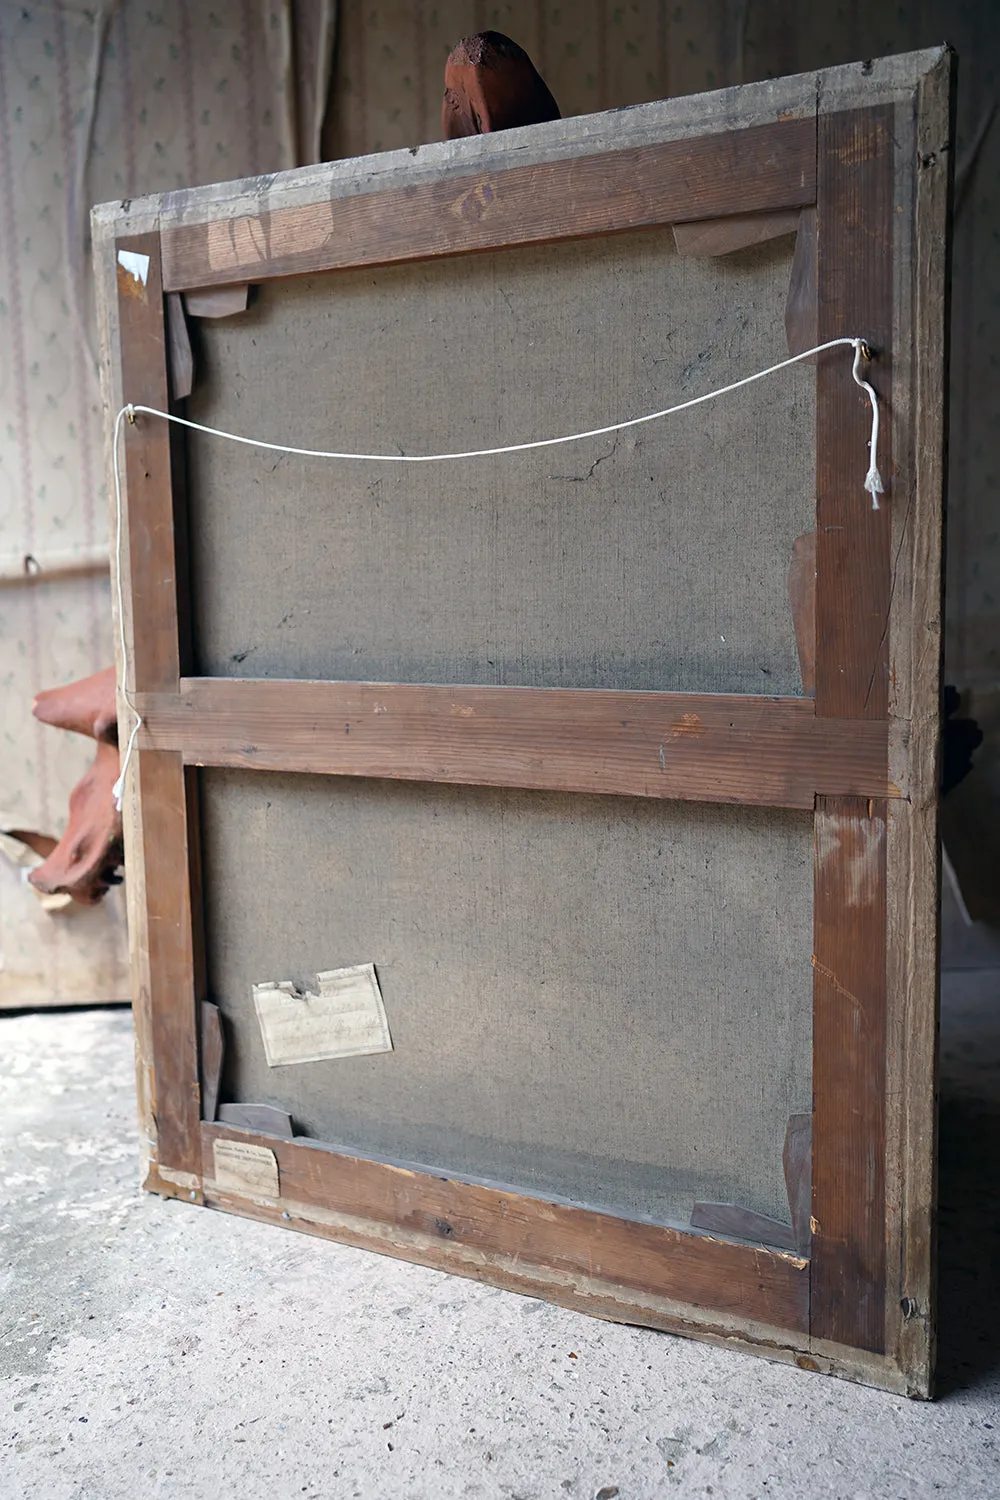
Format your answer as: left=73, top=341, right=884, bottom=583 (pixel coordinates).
left=212, top=1139, right=279, bottom=1199
left=253, top=963, right=392, bottom=1067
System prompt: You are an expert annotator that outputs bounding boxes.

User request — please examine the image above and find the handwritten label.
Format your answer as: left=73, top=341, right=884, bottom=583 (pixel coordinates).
left=253, top=963, right=392, bottom=1067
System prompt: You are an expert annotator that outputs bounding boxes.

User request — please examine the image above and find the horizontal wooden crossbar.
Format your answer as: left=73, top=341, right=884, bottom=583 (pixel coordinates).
left=160, top=119, right=815, bottom=290
left=202, top=1123, right=810, bottom=1334
left=135, top=678, right=896, bottom=808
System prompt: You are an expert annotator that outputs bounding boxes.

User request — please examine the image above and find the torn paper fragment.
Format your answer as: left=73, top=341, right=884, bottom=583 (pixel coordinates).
left=213, top=1138, right=279, bottom=1199
left=117, top=249, right=150, bottom=286
left=253, top=963, right=392, bottom=1067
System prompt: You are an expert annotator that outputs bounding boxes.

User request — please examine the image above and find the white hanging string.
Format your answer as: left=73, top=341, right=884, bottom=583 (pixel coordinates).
left=110, top=334, right=883, bottom=810
left=851, top=341, right=884, bottom=503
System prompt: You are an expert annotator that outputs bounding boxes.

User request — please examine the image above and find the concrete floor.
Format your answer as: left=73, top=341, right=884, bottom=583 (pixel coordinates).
left=2, top=970, right=998, bottom=1499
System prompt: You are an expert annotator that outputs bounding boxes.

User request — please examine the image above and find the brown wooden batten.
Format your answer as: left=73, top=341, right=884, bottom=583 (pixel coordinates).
left=135, top=680, right=895, bottom=808
left=809, top=103, right=897, bottom=1354
left=161, top=119, right=816, bottom=290
left=202, top=1123, right=810, bottom=1334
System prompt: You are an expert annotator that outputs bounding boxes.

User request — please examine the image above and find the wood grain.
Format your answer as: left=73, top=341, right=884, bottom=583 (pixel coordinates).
left=160, top=119, right=816, bottom=290
left=199, top=1000, right=224, bottom=1124
left=673, top=208, right=801, bottom=257
left=689, top=1202, right=797, bottom=1251
left=785, top=207, right=817, bottom=357
left=165, top=292, right=194, bottom=401
left=886, top=50, right=954, bottom=1398
left=183, top=283, right=250, bottom=318
left=783, top=1113, right=813, bottom=1257
left=140, top=751, right=202, bottom=1177
left=690, top=1111, right=812, bottom=1255
left=814, top=108, right=894, bottom=720
left=115, top=238, right=203, bottom=1183
left=217, top=1103, right=294, bottom=1138
left=95, top=214, right=158, bottom=1178
left=134, top=679, right=896, bottom=808
left=116, top=234, right=180, bottom=694
left=811, top=794, right=888, bottom=1352
left=185, top=763, right=207, bottom=1014
left=202, top=1123, right=809, bottom=1333
left=809, top=104, right=896, bottom=1356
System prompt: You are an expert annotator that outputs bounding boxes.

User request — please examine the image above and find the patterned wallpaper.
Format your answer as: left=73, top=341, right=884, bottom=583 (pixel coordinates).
left=0, top=0, right=332, bottom=1005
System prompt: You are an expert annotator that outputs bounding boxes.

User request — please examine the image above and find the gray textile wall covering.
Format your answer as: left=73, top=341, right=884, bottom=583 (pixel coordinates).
left=201, top=770, right=813, bottom=1231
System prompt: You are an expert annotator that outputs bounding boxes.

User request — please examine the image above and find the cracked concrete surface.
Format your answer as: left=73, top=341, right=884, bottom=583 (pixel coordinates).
left=2, top=971, right=998, bottom=1499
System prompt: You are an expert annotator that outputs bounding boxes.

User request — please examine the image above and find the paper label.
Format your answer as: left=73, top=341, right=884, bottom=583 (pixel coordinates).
left=116, top=248, right=150, bottom=286
left=253, top=963, right=392, bottom=1067
left=212, top=1138, right=279, bottom=1199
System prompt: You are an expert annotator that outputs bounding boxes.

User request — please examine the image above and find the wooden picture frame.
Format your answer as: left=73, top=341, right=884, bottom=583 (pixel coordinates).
left=93, top=47, right=952, bottom=1396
